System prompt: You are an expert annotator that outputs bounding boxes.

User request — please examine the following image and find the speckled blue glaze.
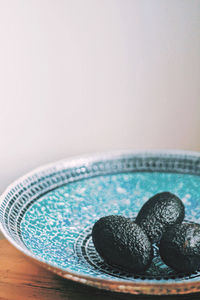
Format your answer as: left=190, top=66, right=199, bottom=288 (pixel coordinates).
left=20, top=171, right=200, bottom=281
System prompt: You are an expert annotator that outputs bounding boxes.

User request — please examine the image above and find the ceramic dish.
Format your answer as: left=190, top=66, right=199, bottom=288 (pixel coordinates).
left=1, top=150, right=200, bottom=295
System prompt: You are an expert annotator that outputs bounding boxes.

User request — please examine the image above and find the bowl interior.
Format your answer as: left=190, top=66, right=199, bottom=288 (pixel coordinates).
left=20, top=171, right=200, bottom=281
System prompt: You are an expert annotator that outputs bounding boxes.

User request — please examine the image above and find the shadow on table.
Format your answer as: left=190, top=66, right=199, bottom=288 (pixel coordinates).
left=53, top=275, right=200, bottom=300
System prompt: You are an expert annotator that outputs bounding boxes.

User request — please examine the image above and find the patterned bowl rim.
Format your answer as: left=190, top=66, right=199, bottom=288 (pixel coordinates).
left=1, top=149, right=200, bottom=295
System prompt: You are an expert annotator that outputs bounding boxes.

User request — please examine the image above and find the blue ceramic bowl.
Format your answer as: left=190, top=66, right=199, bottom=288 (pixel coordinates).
left=1, top=150, right=200, bottom=295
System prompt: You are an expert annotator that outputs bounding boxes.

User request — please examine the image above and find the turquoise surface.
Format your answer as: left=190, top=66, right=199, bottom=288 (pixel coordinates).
left=20, top=172, right=200, bottom=281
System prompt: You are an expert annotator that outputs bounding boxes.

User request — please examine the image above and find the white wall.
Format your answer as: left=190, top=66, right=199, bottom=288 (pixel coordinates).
left=0, top=0, right=200, bottom=193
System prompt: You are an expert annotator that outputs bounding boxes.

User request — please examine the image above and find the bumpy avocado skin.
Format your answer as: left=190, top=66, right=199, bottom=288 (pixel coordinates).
left=92, top=215, right=153, bottom=273
left=159, top=223, right=200, bottom=273
left=135, top=192, right=185, bottom=243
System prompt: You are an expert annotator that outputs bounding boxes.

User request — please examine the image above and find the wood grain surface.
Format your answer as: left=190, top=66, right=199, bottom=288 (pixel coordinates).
left=0, top=239, right=200, bottom=300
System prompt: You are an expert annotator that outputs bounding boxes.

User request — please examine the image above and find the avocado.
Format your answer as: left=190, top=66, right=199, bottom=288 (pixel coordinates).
left=135, top=192, right=185, bottom=243
left=159, top=223, right=200, bottom=273
left=92, top=215, right=153, bottom=273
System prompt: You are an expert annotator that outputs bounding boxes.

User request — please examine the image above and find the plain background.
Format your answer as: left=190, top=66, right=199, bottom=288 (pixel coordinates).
left=0, top=0, right=200, bottom=194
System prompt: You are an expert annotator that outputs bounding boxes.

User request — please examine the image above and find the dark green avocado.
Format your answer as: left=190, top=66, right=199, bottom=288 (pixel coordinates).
left=159, top=223, right=200, bottom=273
left=135, top=192, right=185, bottom=243
left=92, top=215, right=153, bottom=273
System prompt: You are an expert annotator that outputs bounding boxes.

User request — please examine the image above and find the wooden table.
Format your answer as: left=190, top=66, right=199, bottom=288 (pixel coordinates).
left=0, top=239, right=200, bottom=300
